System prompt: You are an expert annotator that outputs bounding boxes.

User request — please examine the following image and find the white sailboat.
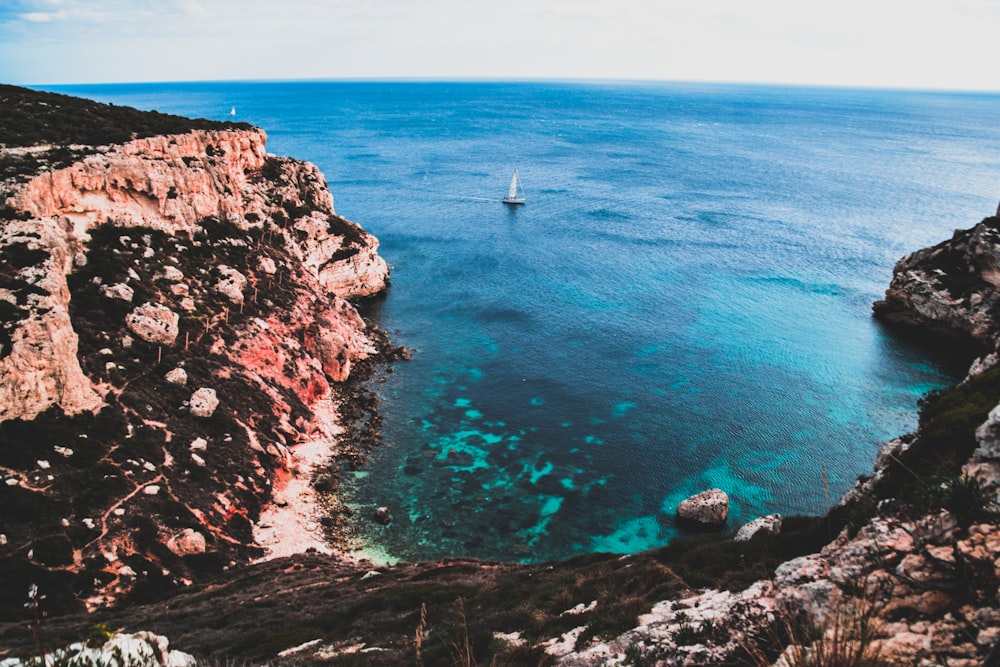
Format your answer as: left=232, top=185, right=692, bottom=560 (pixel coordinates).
left=229, top=106, right=236, bottom=116
left=502, top=169, right=525, bottom=205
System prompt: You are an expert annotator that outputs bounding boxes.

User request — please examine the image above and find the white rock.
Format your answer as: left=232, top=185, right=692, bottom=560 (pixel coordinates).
left=189, top=388, right=219, bottom=418
left=677, top=488, right=729, bottom=525
left=258, top=256, right=277, bottom=274
left=974, top=402, right=1000, bottom=459
left=126, top=303, right=179, bottom=345
left=190, top=437, right=207, bottom=451
left=166, top=529, right=207, bottom=557
left=191, top=453, right=205, bottom=466
left=161, top=265, right=184, bottom=282
left=215, top=265, right=247, bottom=304
left=101, top=283, right=134, bottom=302
left=143, top=485, right=160, bottom=495
left=165, top=367, right=188, bottom=386
left=734, top=514, right=783, bottom=542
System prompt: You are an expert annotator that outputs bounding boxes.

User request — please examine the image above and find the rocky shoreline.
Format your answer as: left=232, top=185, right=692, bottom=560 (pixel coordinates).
left=0, top=93, right=401, bottom=620
left=1, top=87, right=998, bottom=666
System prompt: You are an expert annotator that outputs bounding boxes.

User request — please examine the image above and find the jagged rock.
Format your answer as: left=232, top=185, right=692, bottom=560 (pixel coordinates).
left=190, top=437, right=207, bottom=451
left=189, top=388, right=219, bottom=418
left=973, top=402, right=1000, bottom=459
left=677, top=488, right=729, bottom=526
left=874, top=216, right=1000, bottom=352
left=165, top=366, right=188, bottom=386
left=373, top=507, right=392, bottom=525
left=734, top=513, right=782, bottom=542
left=100, top=282, right=134, bottom=302
left=166, top=529, right=207, bottom=557
left=126, top=302, right=180, bottom=345
left=215, top=265, right=247, bottom=304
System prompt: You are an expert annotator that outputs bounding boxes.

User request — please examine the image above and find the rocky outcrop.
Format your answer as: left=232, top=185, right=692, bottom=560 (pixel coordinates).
left=734, top=513, right=782, bottom=542
left=873, top=216, right=1000, bottom=354
left=1, top=127, right=389, bottom=425
left=0, top=631, right=196, bottom=667
left=677, top=488, right=729, bottom=526
left=0, top=124, right=395, bottom=614
left=126, top=302, right=180, bottom=345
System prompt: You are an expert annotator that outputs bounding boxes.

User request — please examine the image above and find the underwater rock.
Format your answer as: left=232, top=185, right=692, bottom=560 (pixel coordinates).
left=373, top=507, right=392, bottom=525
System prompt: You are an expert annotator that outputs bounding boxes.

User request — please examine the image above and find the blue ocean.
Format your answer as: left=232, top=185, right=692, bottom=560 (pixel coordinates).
left=48, top=81, right=1000, bottom=563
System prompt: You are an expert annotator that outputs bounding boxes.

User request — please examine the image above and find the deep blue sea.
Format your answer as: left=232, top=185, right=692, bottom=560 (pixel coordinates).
left=47, top=81, right=1000, bottom=563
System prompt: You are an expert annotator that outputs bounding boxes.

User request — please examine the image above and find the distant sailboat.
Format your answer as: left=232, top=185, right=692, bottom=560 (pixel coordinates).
left=229, top=106, right=236, bottom=116
left=503, top=169, right=525, bottom=205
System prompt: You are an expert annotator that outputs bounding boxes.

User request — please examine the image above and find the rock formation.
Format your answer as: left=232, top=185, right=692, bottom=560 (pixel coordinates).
left=2, top=88, right=997, bottom=666
left=677, top=488, right=729, bottom=526
left=0, top=119, right=395, bottom=616
left=874, top=216, right=1000, bottom=354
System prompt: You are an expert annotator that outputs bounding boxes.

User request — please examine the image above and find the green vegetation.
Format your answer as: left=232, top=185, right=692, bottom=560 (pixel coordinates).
left=862, top=365, right=1000, bottom=516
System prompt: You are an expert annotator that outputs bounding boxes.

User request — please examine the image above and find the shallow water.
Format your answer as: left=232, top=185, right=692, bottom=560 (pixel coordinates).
left=49, top=81, right=1000, bottom=562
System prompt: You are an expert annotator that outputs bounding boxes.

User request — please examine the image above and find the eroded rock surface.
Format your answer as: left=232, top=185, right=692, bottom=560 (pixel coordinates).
left=0, top=126, right=395, bottom=615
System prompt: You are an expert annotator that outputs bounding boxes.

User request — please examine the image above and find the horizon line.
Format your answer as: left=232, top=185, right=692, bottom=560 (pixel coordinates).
left=21, top=76, right=1000, bottom=97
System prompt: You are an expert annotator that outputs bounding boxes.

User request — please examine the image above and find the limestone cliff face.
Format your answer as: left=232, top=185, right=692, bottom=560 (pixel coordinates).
left=874, top=216, right=1000, bottom=352
left=1, top=128, right=388, bottom=424
left=0, top=128, right=393, bottom=614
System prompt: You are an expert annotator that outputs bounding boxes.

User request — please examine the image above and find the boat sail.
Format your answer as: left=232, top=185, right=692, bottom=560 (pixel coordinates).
left=502, top=169, right=525, bottom=205
left=229, top=106, right=236, bottom=116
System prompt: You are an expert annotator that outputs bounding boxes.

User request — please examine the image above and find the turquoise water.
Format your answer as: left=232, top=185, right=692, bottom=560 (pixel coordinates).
left=48, top=81, right=1000, bottom=562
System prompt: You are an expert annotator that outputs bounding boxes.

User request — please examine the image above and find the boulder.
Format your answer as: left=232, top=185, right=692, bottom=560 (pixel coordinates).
left=258, top=256, right=277, bottom=275
left=165, top=367, right=188, bottom=386
left=189, top=387, right=219, bottom=418
left=373, top=507, right=392, bottom=525
left=100, top=282, right=134, bottom=302
left=734, top=514, right=782, bottom=542
left=126, top=303, right=179, bottom=345
left=677, top=488, right=729, bottom=526
left=166, top=529, right=207, bottom=557
left=215, top=265, right=247, bottom=304
left=160, top=265, right=184, bottom=282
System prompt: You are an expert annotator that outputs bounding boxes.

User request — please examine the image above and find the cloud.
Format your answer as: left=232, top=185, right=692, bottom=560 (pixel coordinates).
left=19, top=9, right=69, bottom=22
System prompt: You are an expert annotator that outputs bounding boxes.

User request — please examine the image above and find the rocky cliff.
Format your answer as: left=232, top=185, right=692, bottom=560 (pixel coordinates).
left=0, top=119, right=396, bottom=616
left=1, top=88, right=998, bottom=666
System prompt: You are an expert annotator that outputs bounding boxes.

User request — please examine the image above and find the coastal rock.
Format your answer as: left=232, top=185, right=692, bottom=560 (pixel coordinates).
left=677, top=488, right=729, bottom=526
left=126, top=303, right=180, bottom=345
left=189, top=388, right=219, bottom=418
left=734, top=513, right=782, bottom=542
left=373, top=507, right=392, bottom=525
left=0, top=97, right=395, bottom=617
left=873, top=216, right=1000, bottom=352
left=0, top=631, right=196, bottom=667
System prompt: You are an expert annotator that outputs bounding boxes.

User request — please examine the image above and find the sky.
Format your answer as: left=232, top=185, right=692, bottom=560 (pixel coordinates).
left=1, top=0, right=999, bottom=91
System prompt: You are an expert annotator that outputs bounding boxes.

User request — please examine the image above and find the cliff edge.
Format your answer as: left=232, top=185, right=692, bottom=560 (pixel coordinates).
left=0, top=90, right=394, bottom=616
